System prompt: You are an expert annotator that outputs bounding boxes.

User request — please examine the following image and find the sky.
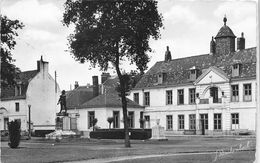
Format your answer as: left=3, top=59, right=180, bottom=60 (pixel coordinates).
left=1, top=0, right=257, bottom=90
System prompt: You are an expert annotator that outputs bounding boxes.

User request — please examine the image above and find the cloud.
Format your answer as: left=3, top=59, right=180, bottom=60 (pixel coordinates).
left=3, top=0, right=62, bottom=26
left=164, top=5, right=199, bottom=25
left=213, top=1, right=256, bottom=22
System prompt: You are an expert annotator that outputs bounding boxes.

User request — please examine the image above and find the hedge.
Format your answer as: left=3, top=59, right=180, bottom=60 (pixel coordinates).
left=90, top=129, right=151, bottom=140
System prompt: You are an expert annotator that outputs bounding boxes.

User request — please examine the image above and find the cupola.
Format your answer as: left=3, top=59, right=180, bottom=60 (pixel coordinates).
left=214, top=16, right=236, bottom=56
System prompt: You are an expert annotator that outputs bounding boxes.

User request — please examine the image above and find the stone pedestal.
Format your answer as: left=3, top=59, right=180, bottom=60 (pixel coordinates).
left=62, top=116, right=71, bottom=131
left=151, top=119, right=167, bottom=140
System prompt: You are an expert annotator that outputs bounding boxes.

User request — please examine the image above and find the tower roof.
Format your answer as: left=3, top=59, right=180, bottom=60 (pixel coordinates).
left=215, top=16, right=236, bottom=38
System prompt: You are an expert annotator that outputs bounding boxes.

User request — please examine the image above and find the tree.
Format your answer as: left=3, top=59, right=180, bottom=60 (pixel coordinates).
left=8, top=120, right=21, bottom=148
left=63, top=0, right=163, bottom=147
left=92, top=118, right=98, bottom=131
left=107, top=117, right=114, bottom=130
left=0, top=15, right=24, bottom=86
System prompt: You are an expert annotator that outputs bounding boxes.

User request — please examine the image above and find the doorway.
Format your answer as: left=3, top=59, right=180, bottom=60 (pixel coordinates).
left=210, top=87, right=218, bottom=103
left=113, top=111, right=120, bottom=128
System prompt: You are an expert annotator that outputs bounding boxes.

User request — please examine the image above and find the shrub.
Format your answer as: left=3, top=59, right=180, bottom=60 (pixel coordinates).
left=8, top=120, right=21, bottom=148
left=90, top=129, right=152, bottom=140
left=107, top=117, right=114, bottom=129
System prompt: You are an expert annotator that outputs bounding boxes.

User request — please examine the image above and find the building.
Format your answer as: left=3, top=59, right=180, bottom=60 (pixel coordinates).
left=67, top=74, right=144, bottom=136
left=129, top=17, right=256, bottom=135
left=0, top=57, right=61, bottom=135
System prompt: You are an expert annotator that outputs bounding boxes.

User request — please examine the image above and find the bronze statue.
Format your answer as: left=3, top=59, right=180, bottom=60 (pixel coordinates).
left=57, top=90, right=67, bottom=113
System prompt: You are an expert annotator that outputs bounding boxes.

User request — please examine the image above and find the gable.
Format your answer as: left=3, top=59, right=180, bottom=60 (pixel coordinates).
left=194, top=67, right=229, bottom=85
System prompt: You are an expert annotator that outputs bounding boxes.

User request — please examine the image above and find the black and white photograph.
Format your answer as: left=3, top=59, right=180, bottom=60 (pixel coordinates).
left=0, top=0, right=259, bottom=162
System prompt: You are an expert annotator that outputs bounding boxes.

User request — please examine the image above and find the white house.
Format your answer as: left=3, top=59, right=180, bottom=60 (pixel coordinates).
left=0, top=57, right=61, bottom=135
left=129, top=17, right=256, bottom=135
left=67, top=75, right=144, bottom=137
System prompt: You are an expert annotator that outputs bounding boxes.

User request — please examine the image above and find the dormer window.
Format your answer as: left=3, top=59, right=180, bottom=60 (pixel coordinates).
left=232, top=63, right=241, bottom=77
left=15, top=84, right=22, bottom=96
left=158, top=72, right=167, bottom=84
left=189, top=67, right=199, bottom=81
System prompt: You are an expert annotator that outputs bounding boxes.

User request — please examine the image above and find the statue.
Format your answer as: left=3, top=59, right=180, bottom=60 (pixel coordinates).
left=57, top=90, right=67, bottom=113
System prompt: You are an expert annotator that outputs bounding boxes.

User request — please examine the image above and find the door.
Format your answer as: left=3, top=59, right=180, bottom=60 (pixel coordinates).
left=113, top=111, right=120, bottom=128
left=210, top=87, right=218, bottom=103
left=200, top=114, right=208, bottom=135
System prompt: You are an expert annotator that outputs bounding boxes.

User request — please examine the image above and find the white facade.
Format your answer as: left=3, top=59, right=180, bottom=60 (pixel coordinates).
left=0, top=58, right=61, bottom=132
left=129, top=67, right=256, bottom=135
left=68, top=107, right=143, bottom=132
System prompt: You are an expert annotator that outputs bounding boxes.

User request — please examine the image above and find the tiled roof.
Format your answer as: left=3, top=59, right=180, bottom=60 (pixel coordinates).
left=134, top=47, right=256, bottom=89
left=1, top=70, right=38, bottom=100
left=78, top=93, right=144, bottom=109
left=66, top=86, right=94, bottom=109
left=215, top=25, right=236, bottom=38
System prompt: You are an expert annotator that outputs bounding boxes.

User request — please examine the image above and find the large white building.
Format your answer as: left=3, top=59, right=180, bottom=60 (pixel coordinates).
left=129, top=17, right=256, bottom=135
left=0, top=57, right=61, bottom=136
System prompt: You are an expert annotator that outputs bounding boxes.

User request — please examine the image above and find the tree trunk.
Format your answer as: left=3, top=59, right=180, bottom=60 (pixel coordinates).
left=115, top=50, right=131, bottom=148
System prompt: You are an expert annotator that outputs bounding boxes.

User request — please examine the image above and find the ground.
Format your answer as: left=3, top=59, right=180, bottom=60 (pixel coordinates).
left=1, top=136, right=256, bottom=163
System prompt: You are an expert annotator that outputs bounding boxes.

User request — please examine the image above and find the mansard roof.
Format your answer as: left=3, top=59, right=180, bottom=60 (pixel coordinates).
left=134, top=47, right=256, bottom=89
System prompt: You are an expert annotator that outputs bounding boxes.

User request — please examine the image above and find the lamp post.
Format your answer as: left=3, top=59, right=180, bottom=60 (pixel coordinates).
left=28, top=104, right=31, bottom=139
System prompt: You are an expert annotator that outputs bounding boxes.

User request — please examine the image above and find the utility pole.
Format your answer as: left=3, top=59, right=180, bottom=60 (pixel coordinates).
left=28, top=104, right=31, bottom=139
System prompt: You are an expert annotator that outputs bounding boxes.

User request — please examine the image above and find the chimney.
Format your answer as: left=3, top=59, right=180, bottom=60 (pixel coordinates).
left=101, top=73, right=111, bottom=84
left=37, top=56, right=49, bottom=77
left=164, top=46, right=172, bottom=62
left=92, top=76, right=99, bottom=97
left=74, top=81, right=79, bottom=89
left=210, top=36, right=216, bottom=54
left=237, top=32, right=245, bottom=51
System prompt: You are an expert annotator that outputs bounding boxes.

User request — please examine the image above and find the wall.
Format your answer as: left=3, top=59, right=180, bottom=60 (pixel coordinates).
left=27, top=71, right=61, bottom=131
left=69, top=107, right=144, bottom=132
left=0, top=99, right=27, bottom=130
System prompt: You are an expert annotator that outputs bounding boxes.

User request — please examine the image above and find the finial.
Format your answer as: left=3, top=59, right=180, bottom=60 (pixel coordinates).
left=40, top=55, right=43, bottom=61
left=212, top=36, right=214, bottom=41
left=166, top=46, right=169, bottom=51
left=241, top=32, right=244, bottom=38
left=223, top=15, right=227, bottom=26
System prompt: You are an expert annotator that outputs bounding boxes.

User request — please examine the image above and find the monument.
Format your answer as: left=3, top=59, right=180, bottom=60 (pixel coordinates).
left=151, top=119, right=167, bottom=140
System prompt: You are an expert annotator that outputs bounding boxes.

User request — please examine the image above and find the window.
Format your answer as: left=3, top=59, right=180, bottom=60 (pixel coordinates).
left=128, top=111, right=134, bottom=128
left=178, top=89, right=184, bottom=105
left=144, top=92, right=150, bottom=106
left=113, top=111, right=120, bottom=128
left=214, top=113, right=222, bottom=130
left=231, top=85, right=239, bottom=102
left=166, top=115, right=173, bottom=130
left=200, top=114, right=208, bottom=130
left=189, top=114, right=196, bottom=130
left=189, top=88, right=196, bottom=104
left=88, top=111, right=95, bottom=129
left=162, top=73, right=167, bottom=83
left=178, top=115, right=184, bottom=130
left=232, top=64, right=240, bottom=77
left=166, top=90, right=173, bottom=105
left=140, top=111, right=144, bottom=128
left=190, top=69, right=197, bottom=80
left=15, top=85, right=22, bottom=96
left=134, top=93, right=139, bottom=104
left=231, top=113, right=239, bottom=125
left=15, top=103, right=19, bottom=112
left=243, top=84, right=252, bottom=101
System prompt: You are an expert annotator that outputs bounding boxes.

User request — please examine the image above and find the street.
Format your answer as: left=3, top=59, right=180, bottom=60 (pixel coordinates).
left=1, top=136, right=255, bottom=163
